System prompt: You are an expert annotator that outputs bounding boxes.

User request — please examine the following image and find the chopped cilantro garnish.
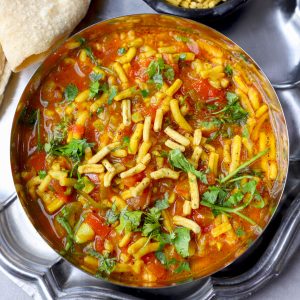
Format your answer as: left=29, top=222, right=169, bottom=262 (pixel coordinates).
left=45, top=139, right=94, bottom=175
left=106, top=203, right=119, bottom=225
left=85, top=46, right=97, bottom=64
left=173, top=227, right=191, bottom=258
left=224, top=65, right=233, bottom=76
left=174, top=261, right=191, bottom=273
left=108, top=86, right=118, bottom=105
left=168, top=149, right=208, bottom=184
left=141, top=89, right=149, bottom=98
left=212, top=92, right=248, bottom=125
left=38, top=170, right=47, bottom=179
left=87, top=249, right=116, bottom=277
left=64, top=84, right=78, bottom=102
left=89, top=80, right=100, bottom=98
left=174, top=35, right=190, bottom=42
left=117, top=47, right=126, bottom=55
left=96, top=106, right=104, bottom=115
left=236, top=227, right=245, bottom=237
left=116, top=208, right=143, bottom=233
left=75, top=36, right=86, bottom=46
left=147, top=58, right=175, bottom=89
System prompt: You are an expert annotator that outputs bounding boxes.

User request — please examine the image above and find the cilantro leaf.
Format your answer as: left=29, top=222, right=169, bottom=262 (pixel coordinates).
left=118, top=47, right=126, bottom=55
left=141, top=89, right=149, bottom=98
left=224, top=65, right=233, bottom=76
left=38, top=170, right=47, bottom=179
left=64, top=84, right=78, bottom=102
left=168, top=149, right=208, bottom=184
left=223, top=191, right=244, bottom=207
left=173, top=227, right=191, bottom=258
left=174, top=261, right=191, bottom=273
left=87, top=249, right=116, bottom=277
left=164, top=66, right=175, bottom=81
left=212, top=92, right=248, bottom=125
left=97, top=106, right=104, bottom=115
left=85, top=47, right=97, bottom=64
left=106, top=203, right=120, bottom=225
left=142, top=195, right=170, bottom=238
left=236, top=227, right=245, bottom=237
left=147, top=58, right=175, bottom=89
left=45, top=139, right=94, bottom=175
left=89, top=80, right=100, bottom=98
left=154, top=193, right=169, bottom=210
left=174, top=35, right=190, bottom=42
left=108, top=86, right=118, bottom=105
left=116, top=209, right=142, bottom=233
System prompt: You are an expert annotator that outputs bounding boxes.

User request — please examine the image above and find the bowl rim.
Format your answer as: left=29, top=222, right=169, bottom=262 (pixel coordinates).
left=10, top=13, right=290, bottom=290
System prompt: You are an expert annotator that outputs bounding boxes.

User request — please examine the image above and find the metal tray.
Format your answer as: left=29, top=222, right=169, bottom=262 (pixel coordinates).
left=1, top=0, right=300, bottom=299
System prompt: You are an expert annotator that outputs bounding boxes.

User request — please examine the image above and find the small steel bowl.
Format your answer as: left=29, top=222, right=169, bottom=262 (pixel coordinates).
left=143, top=0, right=249, bottom=21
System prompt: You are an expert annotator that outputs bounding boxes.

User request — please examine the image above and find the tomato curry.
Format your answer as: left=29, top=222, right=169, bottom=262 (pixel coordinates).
left=12, top=15, right=281, bottom=286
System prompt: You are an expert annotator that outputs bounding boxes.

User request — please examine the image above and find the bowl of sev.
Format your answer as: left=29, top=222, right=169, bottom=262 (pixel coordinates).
left=10, top=14, right=288, bottom=287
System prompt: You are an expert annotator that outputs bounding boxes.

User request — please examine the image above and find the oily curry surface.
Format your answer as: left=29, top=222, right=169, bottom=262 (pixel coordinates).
left=13, top=16, right=280, bottom=286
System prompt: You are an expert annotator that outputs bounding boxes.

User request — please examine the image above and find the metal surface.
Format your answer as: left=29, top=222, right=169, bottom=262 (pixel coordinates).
left=0, top=0, right=299, bottom=299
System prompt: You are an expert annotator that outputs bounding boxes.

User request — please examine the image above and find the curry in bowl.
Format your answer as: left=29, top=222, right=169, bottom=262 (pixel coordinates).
left=11, top=15, right=287, bottom=287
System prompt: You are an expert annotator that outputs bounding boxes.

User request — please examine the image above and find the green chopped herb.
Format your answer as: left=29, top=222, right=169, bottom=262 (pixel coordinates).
left=116, top=208, right=143, bottom=233
left=122, top=136, right=130, bottom=147
left=89, top=72, right=103, bottom=82
left=174, top=35, right=190, bottom=42
left=174, top=261, right=191, bottom=274
left=168, top=149, right=208, bottom=184
left=117, top=47, right=126, bottom=55
left=75, top=36, right=86, bottom=45
left=242, top=126, right=250, bottom=138
left=173, top=227, right=191, bottom=258
left=220, top=149, right=269, bottom=183
left=108, top=86, right=118, bottom=105
left=64, top=84, right=78, bottom=102
left=38, top=170, right=47, bottom=179
left=212, top=92, right=248, bottom=125
left=19, top=106, right=38, bottom=125
left=142, top=194, right=169, bottom=238
left=236, top=227, right=245, bottom=237
left=147, top=58, right=175, bottom=89
left=224, top=65, right=233, bottom=76
left=85, top=46, right=97, bottom=64
left=106, top=203, right=119, bottom=225
left=45, top=139, right=94, bottom=175
left=87, top=249, right=116, bottom=277
left=96, top=106, right=105, bottom=115
left=141, top=89, right=150, bottom=98
left=89, top=80, right=100, bottom=98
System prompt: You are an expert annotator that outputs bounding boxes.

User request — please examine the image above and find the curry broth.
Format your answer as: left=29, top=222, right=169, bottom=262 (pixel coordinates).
left=11, top=15, right=284, bottom=286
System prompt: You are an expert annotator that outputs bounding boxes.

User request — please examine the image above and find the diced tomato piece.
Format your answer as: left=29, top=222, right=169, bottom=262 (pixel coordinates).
left=51, top=180, right=70, bottom=202
left=174, top=178, right=190, bottom=199
left=192, top=207, right=214, bottom=228
left=85, top=213, right=111, bottom=238
left=27, top=152, right=46, bottom=171
left=142, top=253, right=156, bottom=264
left=70, top=124, right=85, bottom=136
left=147, top=262, right=167, bottom=280
left=122, top=173, right=145, bottom=187
left=126, top=188, right=151, bottom=210
left=94, top=235, right=105, bottom=252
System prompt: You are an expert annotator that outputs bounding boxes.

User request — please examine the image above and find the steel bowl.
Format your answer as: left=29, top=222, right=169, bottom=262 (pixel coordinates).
left=10, top=14, right=289, bottom=288
left=143, top=0, right=249, bottom=21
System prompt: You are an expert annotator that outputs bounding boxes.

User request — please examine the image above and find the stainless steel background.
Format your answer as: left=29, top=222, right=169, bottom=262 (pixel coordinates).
left=0, top=0, right=300, bottom=299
